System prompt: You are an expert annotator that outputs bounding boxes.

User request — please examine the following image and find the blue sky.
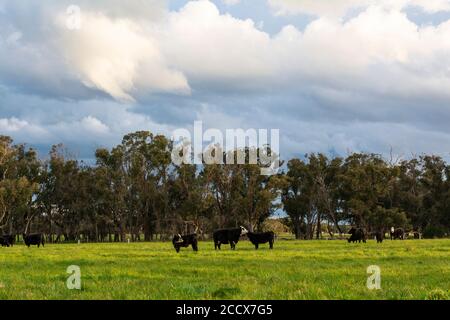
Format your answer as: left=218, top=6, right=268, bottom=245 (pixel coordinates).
left=1, top=0, right=450, bottom=163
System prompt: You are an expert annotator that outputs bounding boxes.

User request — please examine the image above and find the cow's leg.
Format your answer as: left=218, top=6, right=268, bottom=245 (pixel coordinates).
left=269, top=240, right=273, bottom=249
left=231, top=241, right=235, bottom=250
left=255, top=243, right=259, bottom=250
left=192, top=242, right=198, bottom=252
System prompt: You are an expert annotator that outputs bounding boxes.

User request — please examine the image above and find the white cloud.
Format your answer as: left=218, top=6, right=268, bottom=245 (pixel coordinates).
left=155, top=1, right=450, bottom=102
left=0, top=117, right=29, bottom=132
left=158, top=1, right=273, bottom=86
left=79, top=116, right=110, bottom=134
left=0, top=0, right=190, bottom=102
left=3, top=0, right=450, bottom=103
left=268, top=0, right=372, bottom=17
left=222, top=0, right=241, bottom=5
left=57, top=12, right=190, bottom=102
left=0, top=117, right=49, bottom=141
left=267, top=0, right=450, bottom=17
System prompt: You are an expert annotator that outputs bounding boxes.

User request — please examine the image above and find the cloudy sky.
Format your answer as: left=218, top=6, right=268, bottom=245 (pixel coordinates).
left=1, top=0, right=450, bottom=162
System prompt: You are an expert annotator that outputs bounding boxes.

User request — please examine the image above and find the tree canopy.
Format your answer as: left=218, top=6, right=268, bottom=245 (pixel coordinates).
left=1, top=133, right=449, bottom=241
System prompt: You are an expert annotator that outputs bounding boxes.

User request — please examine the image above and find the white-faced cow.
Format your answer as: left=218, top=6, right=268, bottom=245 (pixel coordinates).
left=213, top=226, right=248, bottom=250
left=390, top=227, right=405, bottom=240
left=23, top=233, right=45, bottom=248
left=172, top=233, right=198, bottom=253
left=247, top=231, right=275, bottom=249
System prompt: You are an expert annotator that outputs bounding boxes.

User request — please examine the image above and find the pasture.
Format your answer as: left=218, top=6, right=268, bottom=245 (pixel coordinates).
left=0, top=239, right=449, bottom=300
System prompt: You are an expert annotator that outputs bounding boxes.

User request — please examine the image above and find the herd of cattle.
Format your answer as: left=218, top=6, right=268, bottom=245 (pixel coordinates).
left=0, top=227, right=418, bottom=252
left=347, top=227, right=420, bottom=244
left=173, top=226, right=275, bottom=253
left=173, top=226, right=417, bottom=252
left=0, top=233, right=44, bottom=248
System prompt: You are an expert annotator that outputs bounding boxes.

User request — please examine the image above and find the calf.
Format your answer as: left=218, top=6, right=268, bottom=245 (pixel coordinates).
left=23, top=233, right=45, bottom=248
left=247, top=231, right=275, bottom=249
left=172, top=233, right=198, bottom=253
left=390, top=228, right=404, bottom=240
left=213, top=226, right=248, bottom=250
left=347, top=227, right=367, bottom=243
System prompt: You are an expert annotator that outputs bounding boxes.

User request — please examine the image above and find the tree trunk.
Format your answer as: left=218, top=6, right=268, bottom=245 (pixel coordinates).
left=293, top=219, right=302, bottom=239
left=316, top=213, right=321, bottom=240
left=143, top=217, right=151, bottom=241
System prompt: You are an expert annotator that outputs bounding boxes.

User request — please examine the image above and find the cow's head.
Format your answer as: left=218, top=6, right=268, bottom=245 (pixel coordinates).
left=172, top=234, right=184, bottom=244
left=240, top=226, right=248, bottom=235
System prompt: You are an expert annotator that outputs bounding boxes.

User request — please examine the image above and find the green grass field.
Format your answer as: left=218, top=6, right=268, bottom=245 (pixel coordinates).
left=0, top=239, right=449, bottom=300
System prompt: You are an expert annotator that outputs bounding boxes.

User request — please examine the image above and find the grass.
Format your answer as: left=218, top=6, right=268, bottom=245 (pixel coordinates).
left=0, top=239, right=449, bottom=300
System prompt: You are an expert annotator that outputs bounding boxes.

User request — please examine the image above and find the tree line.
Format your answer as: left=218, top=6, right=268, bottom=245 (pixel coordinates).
left=0, top=132, right=449, bottom=242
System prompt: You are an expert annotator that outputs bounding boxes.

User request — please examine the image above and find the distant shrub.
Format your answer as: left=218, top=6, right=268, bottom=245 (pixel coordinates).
left=423, top=225, right=447, bottom=239
left=262, top=218, right=291, bottom=233
left=426, top=289, right=448, bottom=300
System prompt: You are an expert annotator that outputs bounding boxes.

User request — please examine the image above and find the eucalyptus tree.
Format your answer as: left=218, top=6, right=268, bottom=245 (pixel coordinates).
left=0, top=136, right=39, bottom=234
left=282, top=158, right=314, bottom=239
left=119, top=131, right=173, bottom=240
left=201, top=146, right=282, bottom=231
left=169, top=162, right=213, bottom=236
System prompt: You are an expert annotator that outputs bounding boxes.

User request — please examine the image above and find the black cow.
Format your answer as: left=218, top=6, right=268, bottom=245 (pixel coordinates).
left=23, top=233, right=45, bottom=248
left=172, top=233, right=198, bottom=253
left=213, top=226, right=248, bottom=250
left=247, top=231, right=275, bottom=249
left=0, top=236, right=11, bottom=247
left=0, top=234, right=15, bottom=247
left=390, top=228, right=404, bottom=240
left=348, top=227, right=367, bottom=243
left=374, top=231, right=383, bottom=243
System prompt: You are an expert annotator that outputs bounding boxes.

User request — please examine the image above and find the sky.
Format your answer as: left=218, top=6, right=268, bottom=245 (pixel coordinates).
left=1, top=0, right=450, bottom=163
